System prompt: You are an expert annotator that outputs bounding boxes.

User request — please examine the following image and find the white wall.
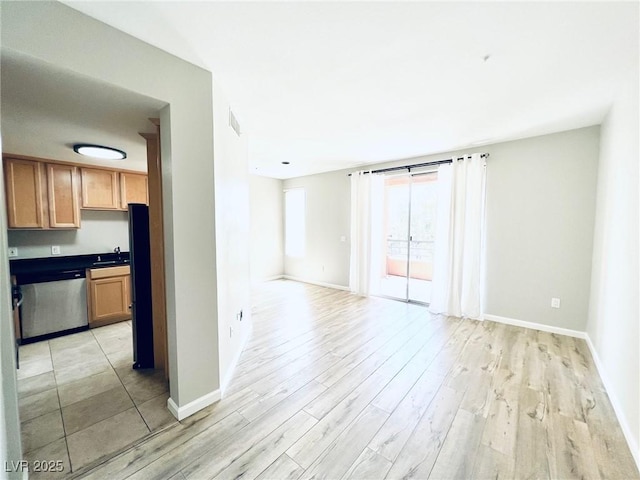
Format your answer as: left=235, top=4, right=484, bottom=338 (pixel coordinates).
left=283, top=169, right=352, bottom=287
left=587, top=67, right=639, bottom=462
left=213, top=84, right=252, bottom=393
left=283, top=126, right=600, bottom=331
left=7, top=210, right=129, bottom=259
left=2, top=2, right=221, bottom=415
left=0, top=133, right=24, bottom=475
left=249, top=175, right=284, bottom=283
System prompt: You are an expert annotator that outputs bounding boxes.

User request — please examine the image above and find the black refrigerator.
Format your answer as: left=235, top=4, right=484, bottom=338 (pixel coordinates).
left=128, top=203, right=154, bottom=369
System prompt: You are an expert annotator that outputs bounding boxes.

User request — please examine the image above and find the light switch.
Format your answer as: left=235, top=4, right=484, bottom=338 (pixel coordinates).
left=51, top=245, right=61, bottom=255
left=340, top=236, right=346, bottom=242
left=8, top=247, right=18, bottom=258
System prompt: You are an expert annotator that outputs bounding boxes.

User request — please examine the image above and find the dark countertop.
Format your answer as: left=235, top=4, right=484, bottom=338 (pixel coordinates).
left=10, top=252, right=130, bottom=277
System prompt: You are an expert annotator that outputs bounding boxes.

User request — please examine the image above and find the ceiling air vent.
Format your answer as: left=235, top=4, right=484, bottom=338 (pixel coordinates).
left=229, top=108, right=241, bottom=137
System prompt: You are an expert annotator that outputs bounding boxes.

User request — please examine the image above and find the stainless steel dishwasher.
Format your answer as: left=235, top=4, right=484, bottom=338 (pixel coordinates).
left=16, top=268, right=89, bottom=342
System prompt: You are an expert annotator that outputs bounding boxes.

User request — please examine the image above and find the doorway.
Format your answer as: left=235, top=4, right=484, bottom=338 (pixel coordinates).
left=379, top=171, right=438, bottom=304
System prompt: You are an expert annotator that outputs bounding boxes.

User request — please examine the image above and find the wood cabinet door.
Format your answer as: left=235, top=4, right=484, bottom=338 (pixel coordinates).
left=120, top=172, right=148, bottom=208
left=89, top=275, right=130, bottom=327
left=88, top=266, right=132, bottom=328
left=4, top=158, right=45, bottom=228
left=47, top=164, right=80, bottom=228
left=81, top=168, right=119, bottom=209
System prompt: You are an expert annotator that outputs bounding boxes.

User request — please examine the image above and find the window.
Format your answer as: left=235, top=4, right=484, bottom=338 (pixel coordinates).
left=285, top=188, right=305, bottom=257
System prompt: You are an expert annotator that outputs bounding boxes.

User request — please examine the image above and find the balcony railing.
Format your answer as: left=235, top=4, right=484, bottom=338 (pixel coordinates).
left=386, top=239, right=434, bottom=262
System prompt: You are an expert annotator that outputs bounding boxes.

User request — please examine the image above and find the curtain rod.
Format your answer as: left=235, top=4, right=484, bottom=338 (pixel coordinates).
left=347, top=153, right=489, bottom=176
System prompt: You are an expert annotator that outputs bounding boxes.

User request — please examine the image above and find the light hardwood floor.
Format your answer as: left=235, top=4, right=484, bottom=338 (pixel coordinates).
left=74, top=280, right=639, bottom=479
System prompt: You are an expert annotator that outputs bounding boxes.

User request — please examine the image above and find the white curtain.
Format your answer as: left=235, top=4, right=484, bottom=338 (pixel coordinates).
left=349, top=172, right=384, bottom=296
left=429, top=154, right=486, bottom=319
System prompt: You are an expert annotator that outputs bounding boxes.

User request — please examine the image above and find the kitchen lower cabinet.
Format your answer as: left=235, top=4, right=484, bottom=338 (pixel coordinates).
left=87, top=266, right=131, bottom=328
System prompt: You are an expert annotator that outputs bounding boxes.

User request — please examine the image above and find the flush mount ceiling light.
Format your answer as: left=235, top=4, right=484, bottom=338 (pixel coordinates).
left=73, top=144, right=127, bottom=160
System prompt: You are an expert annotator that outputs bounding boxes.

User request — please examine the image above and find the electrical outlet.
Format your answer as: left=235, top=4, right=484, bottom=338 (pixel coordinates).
left=340, top=236, right=346, bottom=243
left=229, top=326, right=233, bottom=338
left=8, top=247, right=18, bottom=258
left=51, top=245, right=61, bottom=255
left=551, top=297, right=561, bottom=309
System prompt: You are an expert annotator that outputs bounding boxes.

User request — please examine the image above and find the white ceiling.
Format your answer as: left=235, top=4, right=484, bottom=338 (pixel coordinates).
left=15, top=2, right=640, bottom=178
left=1, top=49, right=166, bottom=172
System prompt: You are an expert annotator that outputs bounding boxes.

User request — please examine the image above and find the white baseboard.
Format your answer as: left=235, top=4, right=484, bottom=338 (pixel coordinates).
left=263, top=274, right=284, bottom=282
left=167, top=389, right=221, bottom=421
left=484, top=313, right=638, bottom=470
left=168, top=319, right=254, bottom=421
left=483, top=313, right=587, bottom=339
left=584, top=335, right=640, bottom=469
left=250, top=274, right=284, bottom=287
left=220, top=323, right=253, bottom=395
left=282, top=275, right=349, bottom=291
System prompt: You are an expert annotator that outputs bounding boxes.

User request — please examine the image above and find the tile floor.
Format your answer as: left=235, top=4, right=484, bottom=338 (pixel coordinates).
left=17, top=321, right=174, bottom=477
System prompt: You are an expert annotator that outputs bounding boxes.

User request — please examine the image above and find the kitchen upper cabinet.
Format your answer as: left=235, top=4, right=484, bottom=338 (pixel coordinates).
left=4, top=157, right=80, bottom=229
left=47, top=164, right=81, bottom=228
left=120, top=172, right=148, bottom=208
left=4, top=158, right=45, bottom=228
left=4, top=154, right=148, bottom=225
left=87, top=265, right=131, bottom=328
left=81, top=168, right=119, bottom=210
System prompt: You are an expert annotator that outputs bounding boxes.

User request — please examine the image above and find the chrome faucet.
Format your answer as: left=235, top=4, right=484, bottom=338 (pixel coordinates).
left=114, top=246, right=121, bottom=254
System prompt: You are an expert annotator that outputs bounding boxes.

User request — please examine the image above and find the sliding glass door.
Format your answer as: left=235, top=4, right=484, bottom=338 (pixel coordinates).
left=379, top=171, right=438, bottom=303
left=407, top=173, right=438, bottom=302
left=381, top=176, right=410, bottom=300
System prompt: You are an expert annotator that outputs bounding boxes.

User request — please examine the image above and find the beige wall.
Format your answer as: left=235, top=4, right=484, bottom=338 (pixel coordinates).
left=283, top=169, right=351, bottom=287
left=7, top=211, right=129, bottom=259
left=483, top=127, right=599, bottom=330
left=283, top=126, right=600, bottom=332
left=2, top=2, right=221, bottom=412
left=249, top=175, right=284, bottom=282
left=588, top=68, right=639, bottom=461
left=213, top=84, right=252, bottom=393
left=0, top=136, right=24, bottom=474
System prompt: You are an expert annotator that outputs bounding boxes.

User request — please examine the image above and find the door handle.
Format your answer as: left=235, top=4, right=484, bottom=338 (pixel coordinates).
left=12, top=286, right=23, bottom=308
